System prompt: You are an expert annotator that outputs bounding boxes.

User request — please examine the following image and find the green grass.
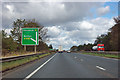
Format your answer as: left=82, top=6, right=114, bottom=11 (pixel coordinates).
left=81, top=52, right=119, bottom=59
left=2, top=53, right=51, bottom=72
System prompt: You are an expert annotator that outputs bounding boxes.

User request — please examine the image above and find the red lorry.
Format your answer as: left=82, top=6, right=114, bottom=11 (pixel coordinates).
left=97, top=44, right=104, bottom=51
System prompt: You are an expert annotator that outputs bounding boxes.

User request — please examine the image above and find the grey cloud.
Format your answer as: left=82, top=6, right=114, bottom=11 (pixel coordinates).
left=2, top=2, right=103, bottom=28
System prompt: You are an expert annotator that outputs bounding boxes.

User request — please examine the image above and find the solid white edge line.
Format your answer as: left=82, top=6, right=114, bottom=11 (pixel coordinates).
left=96, top=66, right=106, bottom=71
left=82, top=54, right=119, bottom=60
left=24, top=53, right=57, bottom=80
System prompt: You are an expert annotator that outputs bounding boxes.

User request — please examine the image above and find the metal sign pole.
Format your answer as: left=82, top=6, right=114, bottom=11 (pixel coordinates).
left=35, top=45, right=36, bottom=53
left=24, top=45, right=26, bottom=51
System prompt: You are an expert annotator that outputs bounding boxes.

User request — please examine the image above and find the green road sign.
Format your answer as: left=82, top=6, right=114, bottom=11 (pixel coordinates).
left=22, top=28, right=39, bottom=45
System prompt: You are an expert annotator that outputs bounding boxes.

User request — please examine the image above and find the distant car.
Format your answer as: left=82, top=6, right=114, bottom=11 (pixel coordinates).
left=67, top=51, right=71, bottom=53
left=58, top=51, right=63, bottom=53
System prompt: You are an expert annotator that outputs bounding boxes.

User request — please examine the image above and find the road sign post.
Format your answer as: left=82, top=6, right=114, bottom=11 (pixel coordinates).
left=35, top=45, right=36, bottom=53
left=22, top=28, right=39, bottom=53
left=24, top=45, right=26, bottom=51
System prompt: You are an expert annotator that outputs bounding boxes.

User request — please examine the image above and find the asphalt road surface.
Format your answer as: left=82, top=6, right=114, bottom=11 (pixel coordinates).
left=2, top=52, right=119, bottom=79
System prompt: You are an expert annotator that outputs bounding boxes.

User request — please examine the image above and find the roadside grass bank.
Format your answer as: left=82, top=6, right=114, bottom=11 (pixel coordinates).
left=1, top=52, right=54, bottom=72
left=80, top=52, right=119, bottom=59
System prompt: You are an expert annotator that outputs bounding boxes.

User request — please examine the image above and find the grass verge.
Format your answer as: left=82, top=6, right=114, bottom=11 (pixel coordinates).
left=1, top=53, right=52, bottom=72
left=81, top=52, right=119, bottom=59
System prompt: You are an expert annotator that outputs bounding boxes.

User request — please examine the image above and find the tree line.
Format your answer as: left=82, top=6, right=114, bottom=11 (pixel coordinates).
left=70, top=16, right=120, bottom=51
left=2, top=19, right=53, bottom=56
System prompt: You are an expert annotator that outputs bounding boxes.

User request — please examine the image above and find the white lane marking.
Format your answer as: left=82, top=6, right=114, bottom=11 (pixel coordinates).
left=98, top=56, right=119, bottom=60
left=82, top=54, right=118, bottom=61
left=112, top=59, right=118, bottom=60
left=96, top=66, right=106, bottom=71
left=80, top=59, right=83, bottom=61
left=74, top=56, right=77, bottom=58
left=100, top=57, right=118, bottom=60
left=24, top=53, right=57, bottom=80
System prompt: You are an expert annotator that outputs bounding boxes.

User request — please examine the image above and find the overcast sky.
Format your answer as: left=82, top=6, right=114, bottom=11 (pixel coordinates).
left=1, top=0, right=119, bottom=50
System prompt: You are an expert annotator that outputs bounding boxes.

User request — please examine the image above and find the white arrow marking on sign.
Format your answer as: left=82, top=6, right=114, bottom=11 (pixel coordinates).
left=30, top=38, right=36, bottom=42
left=30, top=32, right=37, bottom=44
